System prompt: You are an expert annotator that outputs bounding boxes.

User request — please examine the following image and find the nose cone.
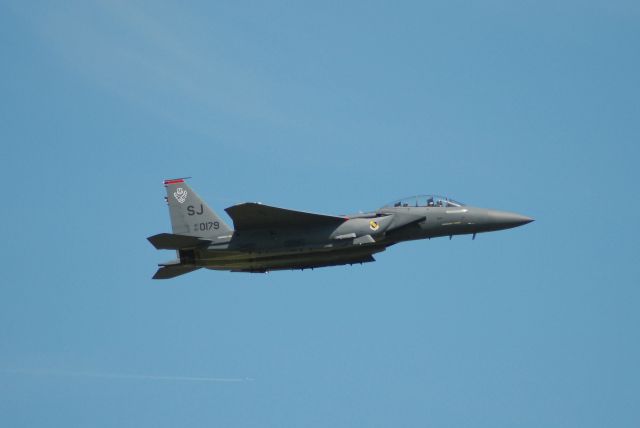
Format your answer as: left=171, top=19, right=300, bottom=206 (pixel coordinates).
left=486, top=210, right=534, bottom=230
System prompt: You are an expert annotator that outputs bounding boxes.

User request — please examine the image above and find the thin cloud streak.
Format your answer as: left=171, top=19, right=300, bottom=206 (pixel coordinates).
left=1, top=369, right=252, bottom=383
left=24, top=0, right=289, bottom=137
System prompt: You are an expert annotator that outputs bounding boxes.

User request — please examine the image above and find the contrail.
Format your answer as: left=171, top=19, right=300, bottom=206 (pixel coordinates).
left=0, top=369, right=253, bottom=383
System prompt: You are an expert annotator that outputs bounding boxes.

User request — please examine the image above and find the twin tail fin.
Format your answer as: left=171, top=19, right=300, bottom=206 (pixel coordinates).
left=163, top=178, right=232, bottom=239
left=149, top=178, right=232, bottom=279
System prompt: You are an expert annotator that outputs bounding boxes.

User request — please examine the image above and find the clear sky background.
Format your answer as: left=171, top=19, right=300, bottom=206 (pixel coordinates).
left=1, top=1, right=639, bottom=426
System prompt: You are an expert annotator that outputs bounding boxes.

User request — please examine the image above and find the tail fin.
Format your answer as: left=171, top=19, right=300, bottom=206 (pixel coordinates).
left=163, top=178, right=232, bottom=238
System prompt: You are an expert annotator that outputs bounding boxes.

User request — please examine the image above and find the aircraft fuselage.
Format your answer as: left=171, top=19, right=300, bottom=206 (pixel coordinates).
left=174, top=206, right=532, bottom=273
left=148, top=180, right=533, bottom=278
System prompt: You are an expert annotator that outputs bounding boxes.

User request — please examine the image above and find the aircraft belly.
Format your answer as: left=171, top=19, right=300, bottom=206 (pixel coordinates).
left=196, top=245, right=385, bottom=272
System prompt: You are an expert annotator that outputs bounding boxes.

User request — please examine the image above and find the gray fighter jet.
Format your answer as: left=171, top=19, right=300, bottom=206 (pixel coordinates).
left=148, top=179, right=533, bottom=279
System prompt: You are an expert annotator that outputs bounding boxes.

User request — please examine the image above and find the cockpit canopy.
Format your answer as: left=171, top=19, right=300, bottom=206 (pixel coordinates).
left=382, top=195, right=465, bottom=208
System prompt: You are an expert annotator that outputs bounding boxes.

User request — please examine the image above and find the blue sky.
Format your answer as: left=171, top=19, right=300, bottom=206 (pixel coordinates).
left=1, top=1, right=639, bottom=426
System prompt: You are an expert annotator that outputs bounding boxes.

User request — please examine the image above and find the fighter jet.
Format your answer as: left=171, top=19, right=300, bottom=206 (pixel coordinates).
left=148, top=178, right=533, bottom=279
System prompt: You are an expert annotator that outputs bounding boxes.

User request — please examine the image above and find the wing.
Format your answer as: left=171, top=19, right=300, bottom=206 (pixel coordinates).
left=147, top=233, right=212, bottom=250
left=224, top=203, right=347, bottom=231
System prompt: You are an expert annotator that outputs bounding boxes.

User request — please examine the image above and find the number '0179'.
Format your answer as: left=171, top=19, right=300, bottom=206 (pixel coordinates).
left=193, top=222, right=219, bottom=231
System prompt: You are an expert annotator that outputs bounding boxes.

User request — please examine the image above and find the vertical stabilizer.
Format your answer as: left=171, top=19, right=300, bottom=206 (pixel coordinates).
left=163, top=178, right=232, bottom=238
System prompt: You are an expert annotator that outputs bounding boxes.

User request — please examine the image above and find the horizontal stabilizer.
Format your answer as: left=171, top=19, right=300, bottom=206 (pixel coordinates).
left=153, top=265, right=201, bottom=280
left=147, top=233, right=212, bottom=250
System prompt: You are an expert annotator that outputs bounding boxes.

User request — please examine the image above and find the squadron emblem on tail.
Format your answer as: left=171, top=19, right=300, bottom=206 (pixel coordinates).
left=174, top=187, right=188, bottom=203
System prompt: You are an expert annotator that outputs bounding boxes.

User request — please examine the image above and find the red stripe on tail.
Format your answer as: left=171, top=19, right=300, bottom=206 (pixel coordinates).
left=163, top=179, right=185, bottom=185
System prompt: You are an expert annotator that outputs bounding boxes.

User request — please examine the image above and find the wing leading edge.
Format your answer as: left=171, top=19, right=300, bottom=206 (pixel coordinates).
left=225, top=203, right=347, bottom=231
